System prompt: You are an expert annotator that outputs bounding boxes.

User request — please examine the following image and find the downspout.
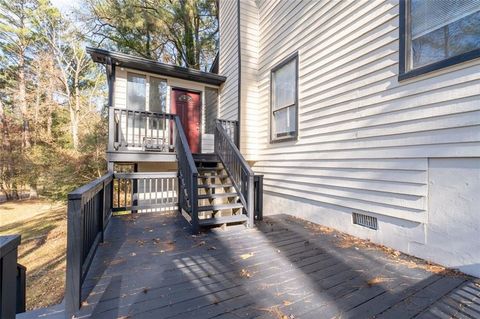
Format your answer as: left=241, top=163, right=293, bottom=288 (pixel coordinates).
left=106, top=57, right=116, bottom=172
left=106, top=57, right=116, bottom=107
left=237, top=0, right=242, bottom=148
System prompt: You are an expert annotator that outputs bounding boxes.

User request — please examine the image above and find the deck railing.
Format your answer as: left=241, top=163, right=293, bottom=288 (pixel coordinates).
left=214, top=120, right=254, bottom=227
left=113, top=172, right=178, bottom=213
left=174, top=116, right=199, bottom=232
left=0, top=235, right=25, bottom=319
left=216, top=119, right=239, bottom=147
left=65, top=173, right=113, bottom=317
left=110, top=107, right=176, bottom=152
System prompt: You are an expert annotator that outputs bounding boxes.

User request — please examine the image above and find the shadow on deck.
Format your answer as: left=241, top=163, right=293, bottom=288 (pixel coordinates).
left=22, top=212, right=480, bottom=319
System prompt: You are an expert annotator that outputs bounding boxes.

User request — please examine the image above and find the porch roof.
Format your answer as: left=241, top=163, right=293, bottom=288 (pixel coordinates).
left=86, top=47, right=226, bottom=86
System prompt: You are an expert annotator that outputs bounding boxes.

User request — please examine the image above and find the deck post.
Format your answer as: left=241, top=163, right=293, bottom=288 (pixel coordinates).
left=247, top=174, right=255, bottom=227
left=0, top=235, right=21, bottom=319
left=108, top=107, right=115, bottom=152
left=254, top=175, right=264, bottom=221
left=65, top=197, right=83, bottom=319
left=100, top=183, right=106, bottom=242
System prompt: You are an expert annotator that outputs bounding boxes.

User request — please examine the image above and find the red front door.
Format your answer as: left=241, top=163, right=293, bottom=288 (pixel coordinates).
left=171, top=89, right=201, bottom=153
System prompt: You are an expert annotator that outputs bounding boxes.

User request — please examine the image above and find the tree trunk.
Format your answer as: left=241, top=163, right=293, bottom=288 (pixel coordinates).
left=18, top=52, right=31, bottom=149
left=29, top=183, right=38, bottom=199
left=46, top=74, right=54, bottom=139
left=0, top=101, right=19, bottom=201
left=70, top=106, right=79, bottom=151
left=71, top=75, right=80, bottom=151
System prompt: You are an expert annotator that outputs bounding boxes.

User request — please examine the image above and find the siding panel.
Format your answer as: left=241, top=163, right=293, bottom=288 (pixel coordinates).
left=220, top=0, right=480, bottom=225
left=219, top=0, right=239, bottom=121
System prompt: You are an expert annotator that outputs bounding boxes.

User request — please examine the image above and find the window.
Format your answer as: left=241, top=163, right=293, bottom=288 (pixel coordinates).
left=400, top=0, right=480, bottom=80
left=149, top=76, right=167, bottom=113
left=127, top=73, right=146, bottom=110
left=270, top=53, right=298, bottom=142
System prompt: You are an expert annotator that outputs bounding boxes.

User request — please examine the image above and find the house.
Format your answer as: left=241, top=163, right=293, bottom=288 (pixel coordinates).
left=216, top=0, right=480, bottom=278
left=89, top=0, right=480, bottom=279
left=2, top=1, right=479, bottom=318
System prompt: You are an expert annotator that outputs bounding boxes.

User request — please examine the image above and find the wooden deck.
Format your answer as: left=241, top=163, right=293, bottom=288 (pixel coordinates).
left=20, top=212, right=480, bottom=319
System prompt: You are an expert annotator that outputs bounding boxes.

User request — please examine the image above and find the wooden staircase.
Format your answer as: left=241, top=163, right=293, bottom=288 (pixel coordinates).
left=193, top=154, right=248, bottom=227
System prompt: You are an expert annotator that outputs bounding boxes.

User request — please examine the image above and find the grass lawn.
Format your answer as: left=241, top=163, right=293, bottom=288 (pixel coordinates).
left=0, top=199, right=67, bottom=310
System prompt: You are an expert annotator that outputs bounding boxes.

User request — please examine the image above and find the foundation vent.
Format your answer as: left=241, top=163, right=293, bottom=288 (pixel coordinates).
left=352, top=212, right=378, bottom=230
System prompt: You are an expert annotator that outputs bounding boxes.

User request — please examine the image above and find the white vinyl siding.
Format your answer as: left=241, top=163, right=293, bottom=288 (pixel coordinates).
left=219, top=0, right=480, bottom=226
left=239, top=0, right=260, bottom=154
left=218, top=0, right=239, bottom=120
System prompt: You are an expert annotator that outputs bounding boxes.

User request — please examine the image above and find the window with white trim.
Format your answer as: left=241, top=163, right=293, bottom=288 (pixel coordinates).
left=271, top=54, right=298, bottom=142
left=127, top=72, right=146, bottom=111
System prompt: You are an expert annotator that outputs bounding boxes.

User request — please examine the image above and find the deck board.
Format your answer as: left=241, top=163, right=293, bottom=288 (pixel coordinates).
left=59, top=212, right=479, bottom=319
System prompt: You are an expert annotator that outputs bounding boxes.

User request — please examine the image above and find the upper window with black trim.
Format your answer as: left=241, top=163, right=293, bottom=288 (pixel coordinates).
left=400, top=0, right=480, bottom=80
left=270, top=53, right=298, bottom=142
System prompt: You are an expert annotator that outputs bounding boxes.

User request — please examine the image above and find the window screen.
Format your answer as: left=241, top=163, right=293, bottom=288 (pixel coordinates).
left=271, top=55, right=298, bottom=141
left=149, top=76, right=167, bottom=113
left=409, top=0, right=480, bottom=69
left=127, top=73, right=146, bottom=111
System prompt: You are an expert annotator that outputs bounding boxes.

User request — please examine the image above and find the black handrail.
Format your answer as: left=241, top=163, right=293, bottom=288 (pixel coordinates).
left=214, top=120, right=254, bottom=227
left=173, top=116, right=199, bottom=232
left=65, top=173, right=113, bottom=317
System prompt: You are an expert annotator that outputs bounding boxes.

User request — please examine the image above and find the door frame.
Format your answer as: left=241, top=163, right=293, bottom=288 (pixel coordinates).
left=170, top=87, right=203, bottom=154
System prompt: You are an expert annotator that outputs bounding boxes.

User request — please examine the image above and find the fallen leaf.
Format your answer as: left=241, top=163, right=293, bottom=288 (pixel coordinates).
left=282, top=300, right=293, bottom=306
left=239, top=269, right=252, bottom=278
left=367, top=277, right=389, bottom=287
left=192, top=240, right=206, bottom=247
left=240, top=252, right=254, bottom=260
left=110, top=258, right=126, bottom=266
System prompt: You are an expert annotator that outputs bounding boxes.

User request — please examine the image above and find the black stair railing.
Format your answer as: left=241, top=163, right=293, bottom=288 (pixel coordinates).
left=216, top=119, right=239, bottom=147
left=173, top=116, right=199, bottom=232
left=214, top=120, right=254, bottom=227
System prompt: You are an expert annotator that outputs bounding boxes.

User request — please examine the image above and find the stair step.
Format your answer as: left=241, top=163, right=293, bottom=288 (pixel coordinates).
left=199, top=214, right=248, bottom=227
left=198, top=192, right=238, bottom=200
left=198, top=174, right=229, bottom=179
left=198, top=203, right=243, bottom=212
left=197, top=167, right=224, bottom=171
left=198, top=184, right=233, bottom=189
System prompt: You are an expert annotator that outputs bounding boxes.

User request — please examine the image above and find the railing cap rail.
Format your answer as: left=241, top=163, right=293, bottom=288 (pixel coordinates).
left=112, top=107, right=176, bottom=119
left=0, top=234, right=21, bottom=258
left=68, top=173, right=114, bottom=200
left=215, top=122, right=254, bottom=176
left=174, top=116, right=198, bottom=175
left=114, top=172, right=178, bottom=179
left=216, top=118, right=239, bottom=124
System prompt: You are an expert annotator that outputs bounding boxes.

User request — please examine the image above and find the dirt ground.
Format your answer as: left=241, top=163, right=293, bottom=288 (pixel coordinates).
left=0, top=199, right=67, bottom=310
